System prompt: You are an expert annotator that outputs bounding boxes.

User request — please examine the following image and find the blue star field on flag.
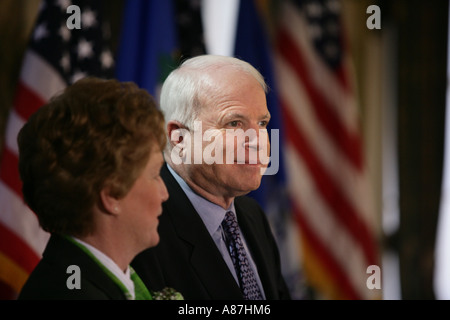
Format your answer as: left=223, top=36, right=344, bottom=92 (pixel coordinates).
left=29, top=0, right=114, bottom=85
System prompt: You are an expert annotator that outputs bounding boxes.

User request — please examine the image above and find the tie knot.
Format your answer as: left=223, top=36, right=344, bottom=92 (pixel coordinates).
left=222, top=211, right=239, bottom=232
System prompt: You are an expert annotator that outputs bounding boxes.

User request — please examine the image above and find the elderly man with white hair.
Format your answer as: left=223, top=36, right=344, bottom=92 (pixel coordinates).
left=132, top=55, right=291, bottom=300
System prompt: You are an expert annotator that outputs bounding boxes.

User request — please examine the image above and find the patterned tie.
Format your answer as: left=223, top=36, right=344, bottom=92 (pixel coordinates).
left=221, top=211, right=263, bottom=300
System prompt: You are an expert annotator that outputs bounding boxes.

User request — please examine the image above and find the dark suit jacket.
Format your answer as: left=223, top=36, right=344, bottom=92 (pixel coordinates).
left=18, top=234, right=127, bottom=300
left=131, top=163, right=291, bottom=300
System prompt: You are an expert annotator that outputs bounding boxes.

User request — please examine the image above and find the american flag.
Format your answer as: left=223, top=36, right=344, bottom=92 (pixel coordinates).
left=0, top=0, right=114, bottom=299
left=275, top=0, right=380, bottom=299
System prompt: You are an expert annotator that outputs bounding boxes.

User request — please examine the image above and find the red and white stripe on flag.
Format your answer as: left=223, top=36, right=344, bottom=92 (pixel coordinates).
left=0, top=0, right=114, bottom=298
left=275, top=0, right=380, bottom=299
left=0, top=50, right=66, bottom=298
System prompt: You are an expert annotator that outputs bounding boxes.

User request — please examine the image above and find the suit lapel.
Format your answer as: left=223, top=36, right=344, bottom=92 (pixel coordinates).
left=44, top=234, right=126, bottom=299
left=161, top=164, right=243, bottom=299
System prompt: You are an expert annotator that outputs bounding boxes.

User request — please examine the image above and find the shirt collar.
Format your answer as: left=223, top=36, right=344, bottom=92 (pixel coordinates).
left=167, top=164, right=235, bottom=235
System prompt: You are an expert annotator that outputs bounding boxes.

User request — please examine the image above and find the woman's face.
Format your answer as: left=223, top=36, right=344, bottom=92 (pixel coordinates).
left=118, top=150, right=168, bottom=250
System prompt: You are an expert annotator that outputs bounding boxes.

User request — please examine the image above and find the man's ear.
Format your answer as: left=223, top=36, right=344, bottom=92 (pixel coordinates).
left=99, top=188, right=120, bottom=215
left=167, top=120, right=186, bottom=147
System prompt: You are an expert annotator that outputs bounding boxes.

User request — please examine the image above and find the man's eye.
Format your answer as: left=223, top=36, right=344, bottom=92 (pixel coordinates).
left=228, top=121, right=240, bottom=127
left=259, top=121, right=268, bottom=127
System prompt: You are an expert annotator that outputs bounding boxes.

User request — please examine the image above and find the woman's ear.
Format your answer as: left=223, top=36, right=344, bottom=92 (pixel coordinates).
left=99, top=188, right=120, bottom=215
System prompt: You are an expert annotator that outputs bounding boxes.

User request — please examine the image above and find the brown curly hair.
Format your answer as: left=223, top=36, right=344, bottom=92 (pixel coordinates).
left=17, top=77, right=166, bottom=237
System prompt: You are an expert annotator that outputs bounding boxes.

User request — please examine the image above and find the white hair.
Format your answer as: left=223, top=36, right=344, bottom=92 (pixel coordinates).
left=159, top=55, right=267, bottom=130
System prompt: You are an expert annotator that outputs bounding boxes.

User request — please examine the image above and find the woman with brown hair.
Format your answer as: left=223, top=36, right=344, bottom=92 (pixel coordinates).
left=17, top=77, right=179, bottom=300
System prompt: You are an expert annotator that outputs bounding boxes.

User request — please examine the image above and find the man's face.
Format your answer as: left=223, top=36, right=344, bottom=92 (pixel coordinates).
left=185, top=70, right=270, bottom=199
